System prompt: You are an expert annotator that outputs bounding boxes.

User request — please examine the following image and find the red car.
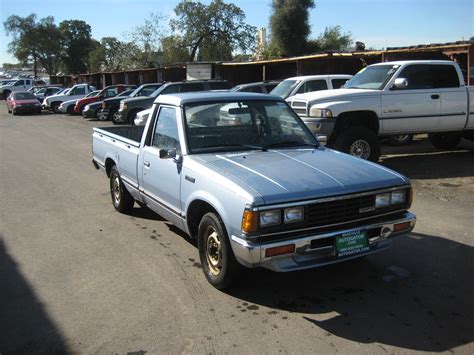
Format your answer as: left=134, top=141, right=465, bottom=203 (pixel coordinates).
left=73, top=84, right=135, bottom=114
left=6, top=91, right=42, bottom=115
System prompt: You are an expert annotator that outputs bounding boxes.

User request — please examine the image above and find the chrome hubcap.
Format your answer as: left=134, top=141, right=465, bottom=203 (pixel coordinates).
left=112, top=176, right=121, bottom=203
left=206, top=230, right=222, bottom=276
left=349, top=139, right=371, bottom=159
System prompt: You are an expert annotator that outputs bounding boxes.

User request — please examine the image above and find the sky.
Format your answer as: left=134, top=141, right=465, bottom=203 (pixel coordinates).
left=1, top=0, right=473, bottom=65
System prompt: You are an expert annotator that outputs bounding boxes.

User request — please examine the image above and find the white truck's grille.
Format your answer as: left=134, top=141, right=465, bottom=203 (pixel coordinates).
left=290, top=101, right=308, bottom=116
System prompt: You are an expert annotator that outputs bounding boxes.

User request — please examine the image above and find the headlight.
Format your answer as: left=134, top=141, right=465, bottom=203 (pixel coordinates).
left=309, top=107, right=333, bottom=118
left=284, top=207, right=304, bottom=223
left=375, top=193, right=391, bottom=208
left=390, top=190, right=405, bottom=204
left=120, top=102, right=127, bottom=110
left=375, top=190, right=406, bottom=208
left=84, top=105, right=90, bottom=111
left=260, top=210, right=281, bottom=227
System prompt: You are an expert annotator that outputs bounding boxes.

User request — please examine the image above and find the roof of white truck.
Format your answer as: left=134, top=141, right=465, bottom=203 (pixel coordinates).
left=155, top=91, right=284, bottom=106
left=282, top=74, right=353, bottom=81
left=371, top=60, right=456, bottom=66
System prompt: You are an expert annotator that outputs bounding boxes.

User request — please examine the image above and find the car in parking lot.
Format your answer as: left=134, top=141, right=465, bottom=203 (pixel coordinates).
left=58, top=90, right=100, bottom=114
left=82, top=89, right=135, bottom=119
left=231, top=80, right=281, bottom=94
left=74, top=84, right=135, bottom=115
left=115, top=80, right=230, bottom=124
left=6, top=91, right=42, bottom=114
left=270, top=74, right=353, bottom=99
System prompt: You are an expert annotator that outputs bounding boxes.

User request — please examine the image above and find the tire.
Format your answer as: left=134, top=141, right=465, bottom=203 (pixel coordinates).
left=198, top=212, right=239, bottom=290
left=110, top=108, right=121, bottom=125
left=12, top=109, right=17, bottom=116
left=387, top=134, right=414, bottom=146
left=334, top=127, right=381, bottom=162
left=109, top=165, right=134, bottom=213
left=127, top=109, right=141, bottom=124
left=428, top=132, right=462, bottom=150
left=3, top=90, right=11, bottom=100
left=36, top=109, right=42, bottom=115
left=97, top=110, right=109, bottom=121
left=67, top=105, right=74, bottom=115
left=94, top=108, right=101, bottom=119
left=51, top=102, right=61, bottom=113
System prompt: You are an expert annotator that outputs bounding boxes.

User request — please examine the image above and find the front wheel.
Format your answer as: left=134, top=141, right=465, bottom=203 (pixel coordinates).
left=109, top=166, right=134, bottom=213
left=51, top=102, right=61, bottom=113
left=110, top=108, right=121, bottom=125
left=198, top=212, right=239, bottom=290
left=334, top=127, right=381, bottom=162
left=67, top=105, right=74, bottom=115
left=428, top=132, right=462, bottom=150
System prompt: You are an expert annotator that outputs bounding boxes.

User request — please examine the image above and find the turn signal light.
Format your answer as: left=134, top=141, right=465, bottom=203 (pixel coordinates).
left=241, top=210, right=258, bottom=233
left=393, top=222, right=411, bottom=233
left=265, top=244, right=295, bottom=258
left=407, top=186, right=414, bottom=208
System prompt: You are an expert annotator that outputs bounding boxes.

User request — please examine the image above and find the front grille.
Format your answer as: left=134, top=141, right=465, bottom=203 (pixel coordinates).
left=306, top=194, right=377, bottom=226
left=258, top=191, right=409, bottom=241
left=290, top=101, right=308, bottom=116
left=293, top=108, right=307, bottom=116
left=291, top=101, right=307, bottom=107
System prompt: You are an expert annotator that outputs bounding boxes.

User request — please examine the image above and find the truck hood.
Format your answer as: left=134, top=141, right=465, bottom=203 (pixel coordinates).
left=289, top=88, right=381, bottom=103
left=121, top=96, right=153, bottom=107
left=195, top=147, right=407, bottom=205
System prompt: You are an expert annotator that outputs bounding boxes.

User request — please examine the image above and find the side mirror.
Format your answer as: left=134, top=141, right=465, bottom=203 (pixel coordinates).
left=391, top=78, right=408, bottom=90
left=159, top=148, right=177, bottom=159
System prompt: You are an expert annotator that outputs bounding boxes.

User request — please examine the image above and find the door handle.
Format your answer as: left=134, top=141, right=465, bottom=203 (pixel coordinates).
left=431, top=94, right=440, bottom=99
left=144, top=161, right=150, bottom=167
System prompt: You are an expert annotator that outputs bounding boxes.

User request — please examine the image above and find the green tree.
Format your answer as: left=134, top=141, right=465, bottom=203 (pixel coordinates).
left=4, top=14, right=41, bottom=77
left=161, top=36, right=190, bottom=64
left=312, top=25, right=352, bottom=51
left=59, top=20, right=94, bottom=73
left=170, top=0, right=256, bottom=61
left=269, top=0, right=315, bottom=57
left=127, top=13, right=165, bottom=68
left=35, top=16, right=62, bottom=75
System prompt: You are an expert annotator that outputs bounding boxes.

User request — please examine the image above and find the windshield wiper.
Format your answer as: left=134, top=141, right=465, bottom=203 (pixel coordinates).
left=263, top=141, right=319, bottom=149
left=199, top=143, right=267, bottom=151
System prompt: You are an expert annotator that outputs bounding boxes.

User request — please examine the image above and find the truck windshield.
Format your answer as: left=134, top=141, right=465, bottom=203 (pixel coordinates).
left=270, top=80, right=299, bottom=98
left=345, top=65, right=400, bottom=90
left=183, top=100, right=318, bottom=153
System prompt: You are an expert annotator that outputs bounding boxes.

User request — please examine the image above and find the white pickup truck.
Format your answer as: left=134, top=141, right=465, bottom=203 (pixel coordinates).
left=287, top=60, right=474, bottom=161
left=43, top=83, right=97, bottom=113
left=0, top=78, right=37, bottom=99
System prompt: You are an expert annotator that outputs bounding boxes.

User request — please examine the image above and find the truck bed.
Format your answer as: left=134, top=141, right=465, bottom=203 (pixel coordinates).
left=95, top=126, right=145, bottom=146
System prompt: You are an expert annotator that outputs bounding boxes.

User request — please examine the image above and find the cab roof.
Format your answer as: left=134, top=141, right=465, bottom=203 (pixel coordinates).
left=154, top=91, right=284, bottom=106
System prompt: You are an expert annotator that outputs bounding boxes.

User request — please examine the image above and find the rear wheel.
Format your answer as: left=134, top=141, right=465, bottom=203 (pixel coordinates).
left=387, top=134, right=414, bottom=146
left=428, top=132, right=462, bottom=149
left=109, top=166, right=134, bottom=213
left=334, top=127, right=381, bottom=162
left=198, top=212, right=239, bottom=290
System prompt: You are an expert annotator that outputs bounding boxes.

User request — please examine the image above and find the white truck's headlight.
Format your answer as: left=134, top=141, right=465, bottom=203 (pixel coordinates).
left=284, top=207, right=304, bottom=223
left=309, top=107, right=333, bottom=118
left=260, top=210, right=281, bottom=227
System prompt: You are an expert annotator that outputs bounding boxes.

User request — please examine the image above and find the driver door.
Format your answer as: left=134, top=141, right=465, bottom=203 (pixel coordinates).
left=141, top=105, right=184, bottom=227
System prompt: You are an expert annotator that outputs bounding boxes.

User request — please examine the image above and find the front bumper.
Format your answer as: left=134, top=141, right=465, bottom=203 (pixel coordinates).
left=82, top=107, right=96, bottom=118
left=230, top=212, right=416, bottom=272
left=13, top=105, right=42, bottom=113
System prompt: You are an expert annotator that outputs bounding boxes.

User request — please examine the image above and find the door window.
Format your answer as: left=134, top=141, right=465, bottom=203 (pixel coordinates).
left=296, top=80, right=328, bottom=94
left=432, top=65, right=460, bottom=88
left=14, top=80, right=25, bottom=86
left=398, top=65, right=434, bottom=90
left=152, top=107, right=180, bottom=153
left=71, top=86, right=86, bottom=95
left=180, top=83, right=205, bottom=92
left=331, top=78, right=349, bottom=89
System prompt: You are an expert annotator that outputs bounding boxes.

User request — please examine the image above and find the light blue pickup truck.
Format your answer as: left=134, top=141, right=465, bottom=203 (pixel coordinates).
left=92, top=92, right=416, bottom=289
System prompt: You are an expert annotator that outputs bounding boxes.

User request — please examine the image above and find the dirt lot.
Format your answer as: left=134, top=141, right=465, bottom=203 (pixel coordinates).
left=1, top=105, right=473, bottom=354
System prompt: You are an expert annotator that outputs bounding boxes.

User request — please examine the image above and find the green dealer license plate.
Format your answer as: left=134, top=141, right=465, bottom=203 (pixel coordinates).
left=335, top=230, right=369, bottom=257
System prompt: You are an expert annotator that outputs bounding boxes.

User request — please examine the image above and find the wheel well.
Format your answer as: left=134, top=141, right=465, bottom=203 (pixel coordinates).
left=105, top=158, right=116, bottom=177
left=334, top=111, right=379, bottom=136
left=186, top=200, right=218, bottom=239
left=127, top=108, right=143, bottom=121
left=51, top=101, right=61, bottom=107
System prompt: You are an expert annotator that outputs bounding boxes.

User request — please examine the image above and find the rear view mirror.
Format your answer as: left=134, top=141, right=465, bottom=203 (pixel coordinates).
left=228, top=107, right=250, bottom=115
left=391, top=78, right=408, bottom=90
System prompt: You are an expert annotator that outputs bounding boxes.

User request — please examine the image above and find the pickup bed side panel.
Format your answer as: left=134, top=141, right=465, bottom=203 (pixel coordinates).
left=438, top=87, right=469, bottom=130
